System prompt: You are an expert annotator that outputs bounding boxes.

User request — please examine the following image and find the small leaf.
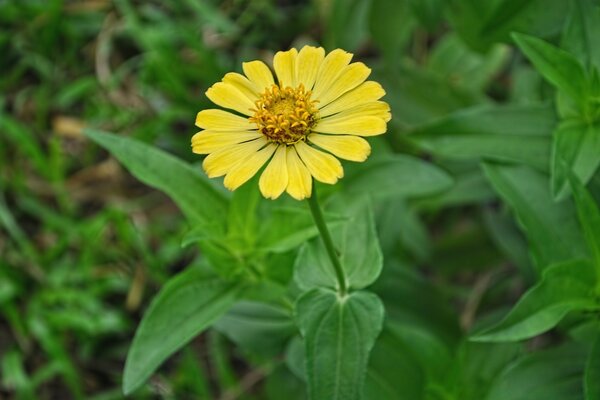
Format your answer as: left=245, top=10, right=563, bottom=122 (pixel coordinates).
left=123, top=268, right=243, bottom=394
left=552, top=120, right=600, bottom=200
left=512, top=32, right=588, bottom=106
left=85, top=129, right=228, bottom=232
left=295, top=288, right=384, bottom=400
left=585, top=333, right=600, bottom=400
left=343, top=154, right=453, bottom=199
left=295, top=202, right=383, bottom=290
left=483, top=163, right=588, bottom=271
left=471, top=260, right=596, bottom=342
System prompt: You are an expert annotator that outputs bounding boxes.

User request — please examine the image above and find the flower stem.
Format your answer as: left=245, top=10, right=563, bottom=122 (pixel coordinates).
left=306, top=186, right=347, bottom=296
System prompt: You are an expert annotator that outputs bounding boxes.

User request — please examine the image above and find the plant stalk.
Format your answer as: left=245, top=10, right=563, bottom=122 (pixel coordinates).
left=306, top=186, right=347, bottom=296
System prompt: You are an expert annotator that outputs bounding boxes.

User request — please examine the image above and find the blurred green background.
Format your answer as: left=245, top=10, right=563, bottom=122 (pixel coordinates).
left=0, top=0, right=581, bottom=399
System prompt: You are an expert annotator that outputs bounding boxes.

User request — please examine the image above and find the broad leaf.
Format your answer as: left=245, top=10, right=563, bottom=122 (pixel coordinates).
left=471, top=260, right=596, bottom=342
left=85, top=129, right=228, bottom=232
left=123, top=268, right=243, bottom=394
left=552, top=120, right=600, bottom=200
left=483, top=163, right=588, bottom=271
left=512, top=32, right=587, bottom=107
left=295, top=289, right=384, bottom=400
left=585, top=333, right=600, bottom=400
left=343, top=154, right=453, bottom=199
left=295, top=203, right=383, bottom=290
left=486, top=343, right=587, bottom=400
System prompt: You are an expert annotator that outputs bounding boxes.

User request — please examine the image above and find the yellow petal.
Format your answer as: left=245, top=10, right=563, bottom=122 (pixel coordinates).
left=315, top=62, right=371, bottom=108
left=294, top=141, right=343, bottom=184
left=319, top=81, right=386, bottom=117
left=202, top=137, right=267, bottom=177
left=195, top=109, right=256, bottom=131
left=259, top=145, right=288, bottom=199
left=243, top=60, right=275, bottom=92
left=286, top=146, right=312, bottom=200
left=312, top=49, right=353, bottom=101
left=308, top=134, right=371, bottom=162
left=191, top=130, right=261, bottom=154
left=222, top=72, right=259, bottom=102
left=295, top=46, right=325, bottom=90
left=274, top=48, right=298, bottom=88
left=314, top=115, right=387, bottom=136
left=224, top=143, right=277, bottom=191
left=206, top=82, right=256, bottom=116
left=329, top=101, right=391, bottom=122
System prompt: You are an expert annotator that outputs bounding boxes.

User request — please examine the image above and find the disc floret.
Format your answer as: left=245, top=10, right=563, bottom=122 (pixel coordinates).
left=250, top=84, right=318, bottom=144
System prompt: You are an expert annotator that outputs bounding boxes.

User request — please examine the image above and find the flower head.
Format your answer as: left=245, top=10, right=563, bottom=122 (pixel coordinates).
left=192, top=46, right=390, bottom=200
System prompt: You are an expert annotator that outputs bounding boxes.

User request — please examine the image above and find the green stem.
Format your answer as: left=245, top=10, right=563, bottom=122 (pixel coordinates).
left=306, top=186, right=347, bottom=296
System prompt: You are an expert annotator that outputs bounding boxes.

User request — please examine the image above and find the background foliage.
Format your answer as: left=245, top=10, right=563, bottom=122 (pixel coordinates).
left=2, top=0, right=600, bottom=399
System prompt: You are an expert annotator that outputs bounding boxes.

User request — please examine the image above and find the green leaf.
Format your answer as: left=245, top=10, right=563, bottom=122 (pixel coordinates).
left=585, top=333, right=600, bottom=400
left=411, top=103, right=555, bottom=171
left=562, top=0, right=600, bottom=71
left=471, top=260, right=596, bottom=342
left=483, top=163, right=588, bottom=271
left=123, top=268, right=243, bottom=394
left=486, top=343, right=586, bottom=400
left=295, top=288, right=384, bottom=400
left=295, top=203, right=383, bottom=290
left=343, top=154, right=453, bottom=199
left=552, top=120, right=600, bottom=200
left=512, top=32, right=588, bottom=106
left=85, top=129, right=228, bottom=232
left=570, top=170, right=600, bottom=270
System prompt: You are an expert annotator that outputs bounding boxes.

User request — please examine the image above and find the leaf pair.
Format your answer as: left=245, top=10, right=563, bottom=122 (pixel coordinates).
left=475, top=165, right=600, bottom=342
left=512, top=31, right=600, bottom=199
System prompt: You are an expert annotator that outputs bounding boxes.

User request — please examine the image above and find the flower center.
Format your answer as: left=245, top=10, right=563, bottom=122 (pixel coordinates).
left=250, top=84, right=318, bottom=144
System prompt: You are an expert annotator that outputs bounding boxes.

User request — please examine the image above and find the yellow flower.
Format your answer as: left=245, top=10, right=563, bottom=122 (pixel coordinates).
left=192, top=46, right=390, bottom=200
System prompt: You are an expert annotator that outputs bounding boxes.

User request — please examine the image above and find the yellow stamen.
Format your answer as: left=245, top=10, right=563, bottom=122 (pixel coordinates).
left=250, top=84, right=318, bottom=145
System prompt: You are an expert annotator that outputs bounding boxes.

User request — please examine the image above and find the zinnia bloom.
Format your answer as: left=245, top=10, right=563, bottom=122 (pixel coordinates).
left=192, top=46, right=390, bottom=200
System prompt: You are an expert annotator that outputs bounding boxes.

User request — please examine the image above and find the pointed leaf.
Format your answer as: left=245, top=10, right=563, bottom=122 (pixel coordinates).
left=123, top=268, right=243, bottom=394
left=471, top=260, right=596, bottom=342
left=512, top=32, right=587, bottom=106
left=295, top=289, right=384, bottom=400
left=85, top=129, right=228, bottom=232
left=483, top=163, right=588, bottom=271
